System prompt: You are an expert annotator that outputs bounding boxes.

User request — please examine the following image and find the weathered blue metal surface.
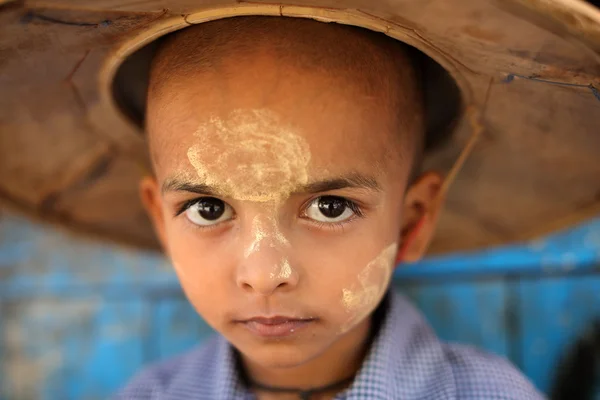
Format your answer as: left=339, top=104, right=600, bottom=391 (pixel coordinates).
left=1, top=298, right=148, bottom=400
left=517, top=275, right=600, bottom=394
left=1, top=213, right=599, bottom=399
left=397, top=281, right=510, bottom=359
left=395, top=220, right=600, bottom=279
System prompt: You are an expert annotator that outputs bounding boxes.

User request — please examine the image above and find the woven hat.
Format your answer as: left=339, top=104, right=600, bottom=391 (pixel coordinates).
left=1, top=0, right=599, bottom=255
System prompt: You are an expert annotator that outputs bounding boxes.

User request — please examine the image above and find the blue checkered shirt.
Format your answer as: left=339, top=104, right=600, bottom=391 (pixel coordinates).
left=115, top=291, right=546, bottom=399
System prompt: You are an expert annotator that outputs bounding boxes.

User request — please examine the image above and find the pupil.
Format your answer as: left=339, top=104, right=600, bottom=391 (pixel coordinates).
left=197, top=198, right=225, bottom=220
left=318, top=196, right=346, bottom=218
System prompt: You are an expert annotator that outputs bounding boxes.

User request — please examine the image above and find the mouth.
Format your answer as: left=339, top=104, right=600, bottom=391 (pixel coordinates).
left=238, top=316, right=317, bottom=338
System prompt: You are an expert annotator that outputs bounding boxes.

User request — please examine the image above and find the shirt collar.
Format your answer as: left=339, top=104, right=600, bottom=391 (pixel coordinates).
left=211, top=336, right=248, bottom=399
left=343, top=291, right=456, bottom=399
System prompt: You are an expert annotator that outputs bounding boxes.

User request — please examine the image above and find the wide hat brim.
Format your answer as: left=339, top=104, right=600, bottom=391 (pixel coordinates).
left=0, top=0, right=599, bottom=255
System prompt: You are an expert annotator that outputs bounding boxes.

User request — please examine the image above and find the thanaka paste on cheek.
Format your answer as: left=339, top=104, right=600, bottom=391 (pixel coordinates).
left=186, top=109, right=311, bottom=277
left=340, top=243, right=398, bottom=333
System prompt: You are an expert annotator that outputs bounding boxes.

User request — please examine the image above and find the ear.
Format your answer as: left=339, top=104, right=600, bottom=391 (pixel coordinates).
left=396, top=172, right=444, bottom=264
left=139, top=176, right=168, bottom=249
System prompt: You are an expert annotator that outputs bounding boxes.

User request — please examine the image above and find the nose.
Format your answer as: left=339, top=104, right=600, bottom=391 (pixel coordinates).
left=236, top=227, right=299, bottom=295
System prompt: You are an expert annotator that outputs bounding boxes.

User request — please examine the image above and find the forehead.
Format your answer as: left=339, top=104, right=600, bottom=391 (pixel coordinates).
left=147, top=56, right=406, bottom=180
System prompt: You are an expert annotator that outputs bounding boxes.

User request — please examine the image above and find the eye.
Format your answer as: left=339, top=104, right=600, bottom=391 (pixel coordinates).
left=184, top=197, right=233, bottom=226
left=305, top=196, right=358, bottom=223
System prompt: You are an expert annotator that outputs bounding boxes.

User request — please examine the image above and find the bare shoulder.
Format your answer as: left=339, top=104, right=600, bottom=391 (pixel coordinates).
left=444, top=343, right=546, bottom=400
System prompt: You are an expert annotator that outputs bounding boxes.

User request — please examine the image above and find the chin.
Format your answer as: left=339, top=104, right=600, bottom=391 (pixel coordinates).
left=238, top=339, right=325, bottom=369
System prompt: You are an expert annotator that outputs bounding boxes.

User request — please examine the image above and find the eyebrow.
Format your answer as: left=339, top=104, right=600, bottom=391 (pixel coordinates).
left=161, top=172, right=382, bottom=196
left=293, top=173, right=382, bottom=194
left=162, top=179, right=222, bottom=196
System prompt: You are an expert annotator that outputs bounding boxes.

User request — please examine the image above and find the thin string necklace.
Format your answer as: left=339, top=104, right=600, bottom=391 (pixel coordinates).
left=249, top=375, right=355, bottom=400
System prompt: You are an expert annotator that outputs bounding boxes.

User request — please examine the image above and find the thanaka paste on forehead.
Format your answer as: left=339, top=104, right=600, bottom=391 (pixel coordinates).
left=340, top=242, right=398, bottom=333
left=186, top=108, right=311, bottom=203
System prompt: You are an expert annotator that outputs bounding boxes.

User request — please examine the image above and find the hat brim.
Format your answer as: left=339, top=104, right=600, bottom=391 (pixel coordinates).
left=0, top=0, right=599, bottom=255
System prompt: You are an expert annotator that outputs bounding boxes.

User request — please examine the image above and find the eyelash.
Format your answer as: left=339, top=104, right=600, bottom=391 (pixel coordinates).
left=175, top=198, right=203, bottom=217
left=175, top=196, right=365, bottom=229
left=299, top=197, right=364, bottom=224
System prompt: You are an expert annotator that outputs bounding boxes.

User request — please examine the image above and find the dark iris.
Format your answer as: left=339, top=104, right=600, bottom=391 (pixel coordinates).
left=318, top=196, right=347, bottom=218
left=196, top=197, right=225, bottom=220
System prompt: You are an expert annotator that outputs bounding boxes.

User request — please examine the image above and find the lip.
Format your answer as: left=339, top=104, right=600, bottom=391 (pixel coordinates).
left=239, top=316, right=316, bottom=338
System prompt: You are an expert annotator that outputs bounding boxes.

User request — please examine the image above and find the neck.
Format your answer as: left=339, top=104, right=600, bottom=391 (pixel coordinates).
left=240, top=317, right=373, bottom=398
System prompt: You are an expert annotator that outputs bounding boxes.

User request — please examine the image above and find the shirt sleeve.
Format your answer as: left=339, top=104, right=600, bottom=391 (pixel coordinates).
left=444, top=343, right=547, bottom=400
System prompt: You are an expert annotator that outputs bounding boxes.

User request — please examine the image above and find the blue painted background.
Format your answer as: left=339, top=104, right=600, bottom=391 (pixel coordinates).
left=1, top=212, right=599, bottom=399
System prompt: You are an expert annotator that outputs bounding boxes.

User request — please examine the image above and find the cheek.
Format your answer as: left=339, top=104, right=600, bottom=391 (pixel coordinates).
left=163, top=223, right=233, bottom=323
left=337, top=243, right=398, bottom=332
left=301, top=231, right=397, bottom=326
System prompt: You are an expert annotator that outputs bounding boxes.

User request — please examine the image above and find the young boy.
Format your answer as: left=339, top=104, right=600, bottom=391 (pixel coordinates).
left=116, top=16, right=544, bottom=399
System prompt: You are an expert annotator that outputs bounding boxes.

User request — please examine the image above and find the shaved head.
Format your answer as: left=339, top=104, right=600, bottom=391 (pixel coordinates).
left=140, top=17, right=445, bottom=385
left=147, top=16, right=424, bottom=173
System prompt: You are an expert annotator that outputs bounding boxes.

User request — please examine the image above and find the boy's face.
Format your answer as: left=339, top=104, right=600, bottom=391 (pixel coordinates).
left=142, top=48, right=441, bottom=369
